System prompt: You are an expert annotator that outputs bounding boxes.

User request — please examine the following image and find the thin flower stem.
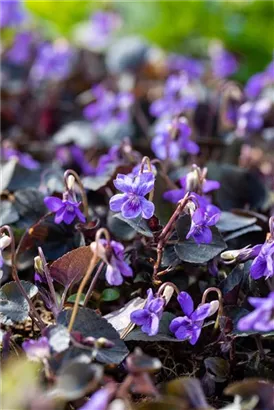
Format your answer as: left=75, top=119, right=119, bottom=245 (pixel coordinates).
left=0, top=226, right=45, bottom=330
left=38, top=247, right=59, bottom=314
left=140, top=156, right=154, bottom=202
left=83, top=261, right=105, bottom=306
left=201, top=287, right=223, bottom=330
left=153, top=193, right=190, bottom=281
left=68, top=252, right=98, bottom=332
left=67, top=228, right=110, bottom=332
left=157, top=281, right=180, bottom=297
left=64, top=169, right=89, bottom=219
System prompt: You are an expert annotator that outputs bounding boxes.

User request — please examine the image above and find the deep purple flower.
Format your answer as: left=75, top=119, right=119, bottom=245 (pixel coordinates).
left=169, top=292, right=219, bottom=345
left=131, top=289, right=165, bottom=336
left=6, top=31, right=33, bottom=65
left=210, top=46, right=238, bottom=79
left=89, top=10, right=122, bottom=51
left=0, top=0, right=27, bottom=28
left=186, top=204, right=221, bottom=244
left=109, top=172, right=155, bottom=219
left=30, top=41, right=74, bottom=83
left=150, top=73, right=197, bottom=118
left=168, top=54, right=204, bottom=80
left=44, top=195, right=86, bottom=225
left=151, top=117, right=199, bottom=161
left=164, top=171, right=220, bottom=204
left=250, top=241, right=274, bottom=280
left=22, top=336, right=50, bottom=361
left=92, top=239, right=133, bottom=286
left=2, top=147, right=40, bottom=169
left=237, top=292, right=274, bottom=332
left=83, top=85, right=134, bottom=130
left=245, top=72, right=266, bottom=99
left=237, top=99, right=271, bottom=136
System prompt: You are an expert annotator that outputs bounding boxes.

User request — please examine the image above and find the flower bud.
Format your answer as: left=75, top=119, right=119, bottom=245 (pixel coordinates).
left=96, top=337, right=115, bottom=349
left=34, top=256, right=44, bottom=274
left=0, top=234, right=11, bottom=251
left=67, top=175, right=75, bottom=190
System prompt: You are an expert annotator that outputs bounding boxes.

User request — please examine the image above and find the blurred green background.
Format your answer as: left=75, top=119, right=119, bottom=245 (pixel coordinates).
left=25, top=0, right=274, bottom=80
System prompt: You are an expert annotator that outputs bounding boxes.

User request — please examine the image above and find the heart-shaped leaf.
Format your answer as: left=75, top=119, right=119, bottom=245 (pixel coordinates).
left=175, top=215, right=227, bottom=264
left=49, top=246, right=93, bottom=288
left=0, top=280, right=38, bottom=324
left=217, top=212, right=257, bottom=232
left=1, top=160, right=41, bottom=191
left=13, top=188, right=47, bottom=227
left=52, top=356, right=103, bottom=400
left=114, top=213, right=153, bottom=238
left=101, top=288, right=120, bottom=302
left=0, top=201, right=19, bottom=225
left=58, top=308, right=129, bottom=364
left=219, top=262, right=251, bottom=295
left=82, top=173, right=114, bottom=191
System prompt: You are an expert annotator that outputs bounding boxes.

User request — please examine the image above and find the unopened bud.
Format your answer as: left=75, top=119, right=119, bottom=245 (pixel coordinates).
left=0, top=235, right=11, bottom=251
left=67, top=175, right=75, bottom=190
left=96, top=337, right=115, bottom=349
left=34, top=256, right=44, bottom=274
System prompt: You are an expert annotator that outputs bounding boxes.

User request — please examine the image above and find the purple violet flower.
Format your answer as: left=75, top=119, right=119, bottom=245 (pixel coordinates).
left=169, top=292, right=219, bottom=345
left=89, top=10, right=122, bottom=51
left=151, top=117, right=199, bottom=161
left=109, top=172, right=155, bottom=219
left=131, top=289, right=165, bottom=336
left=83, top=84, right=134, bottom=130
left=164, top=172, right=220, bottom=204
left=210, top=46, right=238, bottom=79
left=237, top=292, right=274, bottom=332
left=168, top=54, right=204, bottom=80
left=22, top=336, right=50, bottom=361
left=0, top=0, right=27, bottom=28
left=237, top=99, right=271, bottom=136
left=6, top=31, right=33, bottom=65
left=250, top=241, right=274, bottom=280
left=150, top=73, right=197, bottom=118
left=30, top=40, right=74, bottom=83
left=245, top=72, right=267, bottom=99
left=44, top=194, right=86, bottom=225
left=2, top=147, right=40, bottom=169
left=186, top=204, right=221, bottom=244
left=92, top=239, right=133, bottom=286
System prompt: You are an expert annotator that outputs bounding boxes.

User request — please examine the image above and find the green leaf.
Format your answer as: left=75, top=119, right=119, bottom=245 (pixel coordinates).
left=67, top=293, right=86, bottom=306
left=101, top=288, right=120, bottom=302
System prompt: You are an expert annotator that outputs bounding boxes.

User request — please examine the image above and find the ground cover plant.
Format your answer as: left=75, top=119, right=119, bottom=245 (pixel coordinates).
left=1, top=1, right=274, bottom=409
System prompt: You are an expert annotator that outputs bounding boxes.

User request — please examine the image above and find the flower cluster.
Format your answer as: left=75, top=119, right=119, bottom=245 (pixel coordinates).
left=151, top=117, right=199, bottom=161
left=237, top=292, right=274, bottom=332
left=150, top=73, right=197, bottom=118
left=83, top=85, right=134, bottom=130
left=236, top=99, right=271, bottom=136
left=169, top=292, right=219, bottom=345
left=30, top=40, right=74, bottom=83
left=110, top=172, right=155, bottom=220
